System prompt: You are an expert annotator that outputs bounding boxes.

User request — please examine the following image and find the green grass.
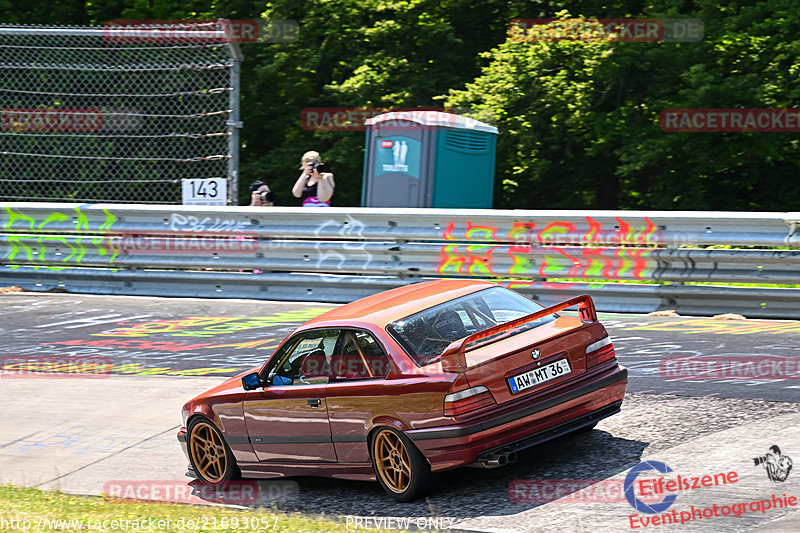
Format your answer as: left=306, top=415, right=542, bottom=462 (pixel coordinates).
left=0, top=485, right=401, bottom=532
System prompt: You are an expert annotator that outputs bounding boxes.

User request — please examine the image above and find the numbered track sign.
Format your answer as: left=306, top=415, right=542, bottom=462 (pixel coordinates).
left=182, top=178, right=227, bottom=206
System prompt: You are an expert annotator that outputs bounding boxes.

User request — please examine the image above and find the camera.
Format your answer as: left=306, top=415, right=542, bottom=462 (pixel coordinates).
left=311, top=161, right=329, bottom=174
left=259, top=190, right=275, bottom=203
left=753, top=455, right=768, bottom=466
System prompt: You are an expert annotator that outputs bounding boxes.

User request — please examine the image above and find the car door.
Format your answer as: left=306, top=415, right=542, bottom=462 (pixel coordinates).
left=325, top=329, right=396, bottom=464
left=242, top=328, right=340, bottom=463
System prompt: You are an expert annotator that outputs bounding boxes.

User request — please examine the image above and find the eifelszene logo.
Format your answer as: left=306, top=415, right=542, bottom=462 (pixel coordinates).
left=624, top=460, right=741, bottom=517
left=624, top=461, right=677, bottom=514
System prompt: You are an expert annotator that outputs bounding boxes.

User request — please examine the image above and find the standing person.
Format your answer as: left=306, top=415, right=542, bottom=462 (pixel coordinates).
left=249, top=181, right=275, bottom=206
left=292, top=150, right=335, bottom=207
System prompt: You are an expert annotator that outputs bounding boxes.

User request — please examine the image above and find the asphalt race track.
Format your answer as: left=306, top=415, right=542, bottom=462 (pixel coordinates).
left=1, top=292, right=798, bottom=532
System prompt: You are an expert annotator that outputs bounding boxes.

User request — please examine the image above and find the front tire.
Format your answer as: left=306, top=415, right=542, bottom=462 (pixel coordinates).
left=370, top=426, right=433, bottom=502
left=187, top=417, right=240, bottom=484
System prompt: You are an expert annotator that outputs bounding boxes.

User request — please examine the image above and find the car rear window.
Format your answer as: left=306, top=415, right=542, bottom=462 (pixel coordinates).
left=387, top=287, right=556, bottom=366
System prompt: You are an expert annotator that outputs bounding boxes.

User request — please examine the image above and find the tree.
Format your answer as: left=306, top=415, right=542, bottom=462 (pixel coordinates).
left=446, top=1, right=800, bottom=210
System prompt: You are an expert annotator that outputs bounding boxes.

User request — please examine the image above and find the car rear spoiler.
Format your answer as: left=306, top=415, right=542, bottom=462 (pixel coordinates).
left=440, top=295, right=598, bottom=372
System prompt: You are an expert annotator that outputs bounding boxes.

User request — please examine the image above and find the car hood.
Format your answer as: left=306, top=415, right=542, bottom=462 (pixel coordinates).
left=192, top=366, right=258, bottom=401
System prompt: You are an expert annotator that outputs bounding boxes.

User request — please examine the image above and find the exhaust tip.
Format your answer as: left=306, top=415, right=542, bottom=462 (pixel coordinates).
left=476, top=450, right=514, bottom=468
left=485, top=457, right=501, bottom=467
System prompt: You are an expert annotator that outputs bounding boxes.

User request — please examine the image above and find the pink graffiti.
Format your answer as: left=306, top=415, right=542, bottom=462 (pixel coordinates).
left=437, top=216, right=662, bottom=281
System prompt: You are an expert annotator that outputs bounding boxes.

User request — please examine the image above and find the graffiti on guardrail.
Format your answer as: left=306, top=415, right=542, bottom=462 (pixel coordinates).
left=313, top=215, right=373, bottom=271
left=2, top=206, right=119, bottom=267
left=1, top=208, right=266, bottom=266
left=2, top=206, right=117, bottom=232
left=168, top=213, right=252, bottom=232
left=437, top=216, right=662, bottom=280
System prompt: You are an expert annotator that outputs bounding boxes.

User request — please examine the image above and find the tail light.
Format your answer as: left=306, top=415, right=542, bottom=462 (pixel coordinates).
left=586, top=336, right=616, bottom=368
left=444, top=384, right=495, bottom=416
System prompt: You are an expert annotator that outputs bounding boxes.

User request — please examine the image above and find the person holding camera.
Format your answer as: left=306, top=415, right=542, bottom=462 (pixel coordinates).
left=292, top=150, right=335, bottom=207
left=249, top=181, right=275, bottom=206
left=753, top=445, right=793, bottom=482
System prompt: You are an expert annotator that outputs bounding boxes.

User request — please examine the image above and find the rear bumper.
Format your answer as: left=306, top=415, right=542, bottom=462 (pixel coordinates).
left=406, top=364, right=627, bottom=471
left=474, top=400, right=621, bottom=462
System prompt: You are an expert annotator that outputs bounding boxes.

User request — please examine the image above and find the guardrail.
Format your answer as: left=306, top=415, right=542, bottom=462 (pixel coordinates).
left=1, top=203, right=799, bottom=318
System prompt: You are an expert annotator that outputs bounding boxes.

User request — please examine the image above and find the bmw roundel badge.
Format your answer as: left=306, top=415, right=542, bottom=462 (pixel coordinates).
left=531, top=348, right=540, bottom=359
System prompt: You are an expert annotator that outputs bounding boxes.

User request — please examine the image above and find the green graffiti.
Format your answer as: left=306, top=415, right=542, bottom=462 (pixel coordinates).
left=2, top=207, right=119, bottom=268
left=8, top=235, right=34, bottom=261
left=37, top=212, right=69, bottom=229
left=3, top=207, right=37, bottom=230
left=31, top=265, right=69, bottom=271
left=37, top=235, right=76, bottom=263
left=3, top=206, right=116, bottom=233
left=99, top=209, right=117, bottom=231
left=92, top=235, right=118, bottom=263
left=73, top=207, right=89, bottom=230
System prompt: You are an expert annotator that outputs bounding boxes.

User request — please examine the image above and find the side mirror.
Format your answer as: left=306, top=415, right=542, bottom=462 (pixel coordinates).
left=242, top=372, right=262, bottom=391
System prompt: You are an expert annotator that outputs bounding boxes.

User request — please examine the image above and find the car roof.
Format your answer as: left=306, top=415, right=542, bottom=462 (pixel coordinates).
left=302, top=279, right=497, bottom=329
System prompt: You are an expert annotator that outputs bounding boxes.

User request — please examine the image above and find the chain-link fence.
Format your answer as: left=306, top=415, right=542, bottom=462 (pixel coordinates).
left=0, top=22, right=240, bottom=204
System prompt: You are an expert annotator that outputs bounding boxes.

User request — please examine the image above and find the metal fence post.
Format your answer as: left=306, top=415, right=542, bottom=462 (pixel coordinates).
left=227, top=41, right=243, bottom=205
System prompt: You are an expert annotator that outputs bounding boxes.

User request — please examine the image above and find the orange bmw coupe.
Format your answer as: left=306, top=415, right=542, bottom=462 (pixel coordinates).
left=178, top=279, right=627, bottom=501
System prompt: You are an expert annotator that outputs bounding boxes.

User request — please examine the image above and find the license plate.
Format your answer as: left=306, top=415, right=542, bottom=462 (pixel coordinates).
left=508, top=359, right=571, bottom=394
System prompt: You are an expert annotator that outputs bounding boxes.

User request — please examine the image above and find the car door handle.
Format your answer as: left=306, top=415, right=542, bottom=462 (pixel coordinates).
left=307, top=398, right=321, bottom=408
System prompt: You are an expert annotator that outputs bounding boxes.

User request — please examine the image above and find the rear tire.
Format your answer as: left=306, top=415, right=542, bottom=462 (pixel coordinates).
left=187, top=417, right=240, bottom=484
left=370, top=426, right=433, bottom=502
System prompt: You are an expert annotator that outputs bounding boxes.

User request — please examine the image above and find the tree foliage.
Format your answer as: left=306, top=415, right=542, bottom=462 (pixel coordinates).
left=447, top=1, right=800, bottom=210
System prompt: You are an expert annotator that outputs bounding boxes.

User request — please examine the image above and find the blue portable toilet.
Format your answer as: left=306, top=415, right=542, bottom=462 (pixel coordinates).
left=361, top=111, right=497, bottom=208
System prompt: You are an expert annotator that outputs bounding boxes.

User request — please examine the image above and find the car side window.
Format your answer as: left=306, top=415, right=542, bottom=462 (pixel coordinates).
left=265, top=329, right=339, bottom=385
left=330, top=330, right=391, bottom=381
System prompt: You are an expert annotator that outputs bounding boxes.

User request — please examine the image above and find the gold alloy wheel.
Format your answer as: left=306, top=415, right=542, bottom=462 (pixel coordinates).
left=374, top=429, right=412, bottom=493
left=189, top=421, right=228, bottom=483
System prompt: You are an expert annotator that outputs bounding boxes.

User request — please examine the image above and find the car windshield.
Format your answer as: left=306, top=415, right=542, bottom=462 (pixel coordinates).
left=387, top=287, right=556, bottom=366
